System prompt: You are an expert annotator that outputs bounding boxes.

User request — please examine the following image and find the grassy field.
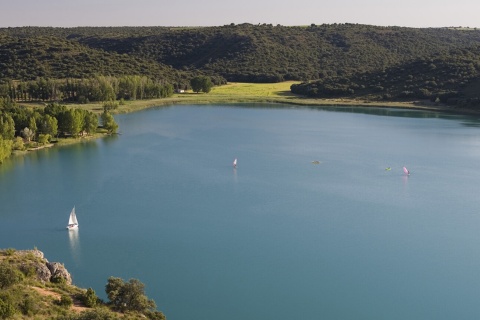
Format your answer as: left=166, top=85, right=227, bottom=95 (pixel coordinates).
left=24, top=81, right=442, bottom=115
left=109, top=81, right=437, bottom=114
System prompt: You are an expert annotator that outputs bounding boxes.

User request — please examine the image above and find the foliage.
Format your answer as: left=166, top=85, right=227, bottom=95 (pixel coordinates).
left=103, top=100, right=119, bottom=112
left=39, top=114, right=59, bottom=137
left=83, top=288, right=98, bottom=308
left=18, top=294, right=41, bottom=316
left=57, top=308, right=122, bottom=320
left=0, top=248, right=166, bottom=319
left=38, top=133, right=51, bottom=144
left=0, top=298, right=16, bottom=319
left=55, top=295, right=73, bottom=308
left=190, top=76, right=213, bottom=93
left=0, top=136, right=12, bottom=164
left=12, top=137, right=24, bottom=150
left=3, top=249, right=15, bottom=256
left=2, top=25, right=480, bottom=106
left=0, top=113, right=14, bottom=140
left=20, top=127, right=34, bottom=142
left=101, top=111, right=118, bottom=134
left=0, top=262, right=23, bottom=289
left=105, top=276, right=157, bottom=313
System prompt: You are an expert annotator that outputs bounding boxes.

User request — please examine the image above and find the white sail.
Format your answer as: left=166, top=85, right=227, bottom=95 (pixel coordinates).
left=233, top=158, right=237, bottom=167
left=67, top=207, right=78, bottom=229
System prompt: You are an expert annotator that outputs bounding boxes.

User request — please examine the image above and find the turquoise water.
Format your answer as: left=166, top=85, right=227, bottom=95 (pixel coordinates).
left=1, top=104, right=480, bottom=319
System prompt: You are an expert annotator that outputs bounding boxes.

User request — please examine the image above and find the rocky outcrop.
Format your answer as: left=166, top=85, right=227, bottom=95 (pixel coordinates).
left=47, top=262, right=72, bottom=285
left=0, top=249, right=72, bottom=285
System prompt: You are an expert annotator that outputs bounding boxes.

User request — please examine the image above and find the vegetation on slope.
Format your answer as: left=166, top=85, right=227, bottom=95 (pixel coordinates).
left=0, top=248, right=165, bottom=319
left=1, top=23, right=480, bottom=106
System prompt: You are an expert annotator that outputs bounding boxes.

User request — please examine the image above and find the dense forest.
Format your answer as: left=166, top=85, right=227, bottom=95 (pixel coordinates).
left=1, top=23, right=480, bottom=106
left=0, top=24, right=480, bottom=108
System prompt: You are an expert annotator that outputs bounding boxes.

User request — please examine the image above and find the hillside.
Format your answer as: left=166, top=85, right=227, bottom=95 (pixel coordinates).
left=0, top=248, right=166, bottom=319
left=1, top=24, right=480, bottom=106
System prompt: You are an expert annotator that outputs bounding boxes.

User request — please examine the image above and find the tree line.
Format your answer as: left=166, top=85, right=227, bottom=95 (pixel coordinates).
left=0, top=75, right=175, bottom=103
left=0, top=99, right=118, bottom=163
left=2, top=24, right=480, bottom=107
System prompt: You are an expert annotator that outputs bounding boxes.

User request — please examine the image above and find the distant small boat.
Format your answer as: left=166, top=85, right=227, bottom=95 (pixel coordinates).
left=66, top=207, right=79, bottom=230
left=403, top=166, right=410, bottom=175
left=311, top=160, right=321, bottom=164
left=233, top=158, right=237, bottom=168
left=385, top=167, right=391, bottom=171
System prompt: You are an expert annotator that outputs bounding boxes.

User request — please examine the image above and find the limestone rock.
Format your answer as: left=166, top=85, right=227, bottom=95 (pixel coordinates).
left=47, top=262, right=72, bottom=285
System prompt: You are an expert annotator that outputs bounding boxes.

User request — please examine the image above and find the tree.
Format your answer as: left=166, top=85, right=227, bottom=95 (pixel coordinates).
left=190, top=76, right=203, bottom=93
left=201, top=77, right=213, bottom=93
left=20, top=127, right=34, bottom=142
left=13, top=137, right=24, bottom=151
left=0, top=136, right=13, bottom=163
left=190, top=76, right=213, bottom=93
left=83, top=111, right=99, bottom=135
left=101, top=111, right=118, bottom=134
left=44, top=102, right=67, bottom=118
left=83, top=288, right=98, bottom=308
left=37, top=134, right=51, bottom=145
left=61, top=109, right=84, bottom=136
left=39, top=114, right=58, bottom=138
left=0, top=113, right=15, bottom=140
left=105, top=277, right=156, bottom=312
left=28, top=117, right=37, bottom=141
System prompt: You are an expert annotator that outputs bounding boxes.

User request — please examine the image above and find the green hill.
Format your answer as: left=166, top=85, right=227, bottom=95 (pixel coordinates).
left=1, top=24, right=480, bottom=107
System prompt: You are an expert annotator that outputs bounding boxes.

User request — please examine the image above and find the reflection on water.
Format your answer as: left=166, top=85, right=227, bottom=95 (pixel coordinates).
left=68, top=229, right=81, bottom=265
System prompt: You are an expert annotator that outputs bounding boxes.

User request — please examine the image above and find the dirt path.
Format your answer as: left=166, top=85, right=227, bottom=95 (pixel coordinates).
left=31, top=286, right=89, bottom=312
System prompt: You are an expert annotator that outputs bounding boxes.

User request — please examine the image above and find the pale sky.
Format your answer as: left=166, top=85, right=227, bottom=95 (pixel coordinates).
left=0, top=0, right=478, bottom=28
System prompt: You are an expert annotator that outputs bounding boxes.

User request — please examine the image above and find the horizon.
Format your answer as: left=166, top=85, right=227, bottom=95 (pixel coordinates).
left=1, top=0, right=479, bottom=29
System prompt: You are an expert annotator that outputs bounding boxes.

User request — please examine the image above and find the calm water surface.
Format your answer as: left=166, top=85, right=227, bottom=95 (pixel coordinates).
left=1, top=104, right=480, bottom=319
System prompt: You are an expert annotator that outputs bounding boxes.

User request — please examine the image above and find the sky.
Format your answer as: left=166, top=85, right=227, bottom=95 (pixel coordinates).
left=0, top=0, right=478, bottom=29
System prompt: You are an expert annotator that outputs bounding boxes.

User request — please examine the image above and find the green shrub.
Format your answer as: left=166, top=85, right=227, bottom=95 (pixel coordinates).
left=0, top=262, right=24, bottom=289
left=103, top=100, right=119, bottom=112
left=83, top=288, right=98, bottom=308
left=3, top=249, right=15, bottom=256
left=51, top=275, right=67, bottom=285
left=19, top=295, right=41, bottom=316
left=0, top=299, right=16, bottom=319
left=56, top=295, right=73, bottom=308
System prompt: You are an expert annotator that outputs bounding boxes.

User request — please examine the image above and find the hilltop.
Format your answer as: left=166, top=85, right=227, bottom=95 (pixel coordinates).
left=1, top=24, right=480, bottom=107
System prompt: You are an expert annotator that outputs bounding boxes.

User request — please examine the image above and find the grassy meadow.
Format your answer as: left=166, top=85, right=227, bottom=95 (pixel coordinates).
left=23, top=81, right=440, bottom=116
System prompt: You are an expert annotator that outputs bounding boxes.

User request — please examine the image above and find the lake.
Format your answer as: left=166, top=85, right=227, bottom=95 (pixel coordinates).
left=1, top=104, right=480, bottom=319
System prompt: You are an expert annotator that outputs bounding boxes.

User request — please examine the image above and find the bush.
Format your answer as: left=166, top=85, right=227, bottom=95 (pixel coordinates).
left=19, top=295, right=41, bottom=316
left=12, top=137, right=24, bottom=150
left=0, top=262, right=24, bottom=289
left=105, top=277, right=156, bottom=312
left=103, top=101, right=119, bottom=112
left=38, top=134, right=51, bottom=145
left=83, top=288, right=98, bottom=308
left=4, top=248, right=15, bottom=256
left=56, top=295, right=73, bottom=308
left=0, top=299, right=16, bottom=319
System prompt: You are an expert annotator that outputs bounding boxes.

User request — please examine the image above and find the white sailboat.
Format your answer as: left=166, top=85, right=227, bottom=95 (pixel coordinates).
left=66, top=207, right=79, bottom=230
left=233, top=158, right=237, bottom=168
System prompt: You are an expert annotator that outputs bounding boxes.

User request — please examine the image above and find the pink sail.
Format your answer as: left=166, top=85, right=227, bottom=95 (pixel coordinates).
left=403, top=166, right=410, bottom=175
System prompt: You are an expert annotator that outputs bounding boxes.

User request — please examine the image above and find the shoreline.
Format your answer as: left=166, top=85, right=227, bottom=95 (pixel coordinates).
left=107, top=95, right=480, bottom=118
left=7, top=82, right=480, bottom=164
